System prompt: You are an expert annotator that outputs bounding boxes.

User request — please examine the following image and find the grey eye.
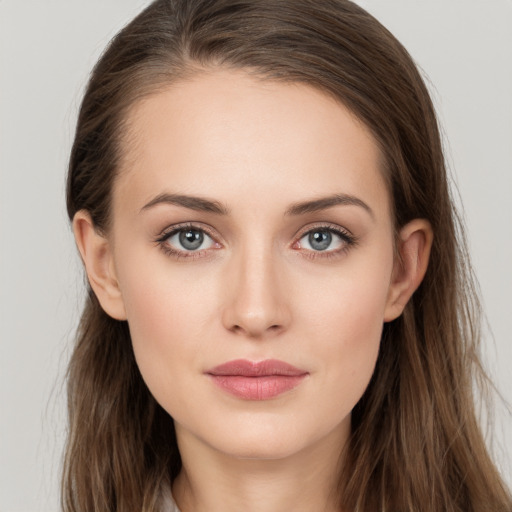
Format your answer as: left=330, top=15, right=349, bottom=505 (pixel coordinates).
left=179, top=230, right=204, bottom=250
left=299, top=229, right=346, bottom=252
left=166, top=229, right=215, bottom=251
left=308, top=231, right=331, bottom=251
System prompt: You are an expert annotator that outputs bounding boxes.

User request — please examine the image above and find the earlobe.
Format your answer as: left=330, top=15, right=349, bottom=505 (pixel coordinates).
left=72, top=211, right=127, bottom=321
left=384, top=219, right=433, bottom=322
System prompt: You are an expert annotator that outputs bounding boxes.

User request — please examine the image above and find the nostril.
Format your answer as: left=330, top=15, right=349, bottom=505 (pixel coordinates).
left=228, top=323, right=283, bottom=336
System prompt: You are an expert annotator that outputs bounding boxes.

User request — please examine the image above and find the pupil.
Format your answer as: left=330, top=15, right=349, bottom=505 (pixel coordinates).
left=179, top=230, right=203, bottom=250
left=309, top=231, right=331, bottom=251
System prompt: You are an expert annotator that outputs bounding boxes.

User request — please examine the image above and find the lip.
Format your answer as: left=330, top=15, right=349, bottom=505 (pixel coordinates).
left=206, top=359, right=308, bottom=400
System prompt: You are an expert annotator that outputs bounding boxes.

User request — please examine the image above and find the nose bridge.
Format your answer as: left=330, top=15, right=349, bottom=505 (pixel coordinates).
left=222, top=237, right=290, bottom=337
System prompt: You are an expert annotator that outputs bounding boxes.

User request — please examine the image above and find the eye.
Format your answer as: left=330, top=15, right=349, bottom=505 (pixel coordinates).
left=296, top=227, right=355, bottom=253
left=166, top=228, right=215, bottom=251
left=156, top=224, right=219, bottom=257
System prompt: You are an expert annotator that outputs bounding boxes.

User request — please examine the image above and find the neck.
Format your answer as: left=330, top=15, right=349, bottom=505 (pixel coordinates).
left=171, top=422, right=348, bottom=512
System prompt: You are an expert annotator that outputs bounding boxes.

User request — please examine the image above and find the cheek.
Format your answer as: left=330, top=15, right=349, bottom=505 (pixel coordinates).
left=312, top=296, right=383, bottom=399
left=295, top=251, right=393, bottom=401
left=298, top=250, right=392, bottom=340
left=115, top=254, right=217, bottom=400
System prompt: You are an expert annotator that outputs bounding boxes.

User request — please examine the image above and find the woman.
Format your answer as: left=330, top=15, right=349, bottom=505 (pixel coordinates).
left=63, top=1, right=512, bottom=511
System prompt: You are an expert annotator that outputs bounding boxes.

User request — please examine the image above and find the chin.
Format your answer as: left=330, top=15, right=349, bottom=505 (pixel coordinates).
left=183, top=409, right=350, bottom=463
left=211, top=436, right=310, bottom=461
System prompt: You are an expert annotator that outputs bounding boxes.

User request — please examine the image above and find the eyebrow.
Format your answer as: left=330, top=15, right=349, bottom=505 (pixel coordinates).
left=285, top=193, right=374, bottom=219
left=140, top=193, right=229, bottom=215
left=140, top=192, right=373, bottom=219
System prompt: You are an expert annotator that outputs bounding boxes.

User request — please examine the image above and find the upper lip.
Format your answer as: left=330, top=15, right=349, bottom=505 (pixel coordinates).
left=206, top=359, right=308, bottom=377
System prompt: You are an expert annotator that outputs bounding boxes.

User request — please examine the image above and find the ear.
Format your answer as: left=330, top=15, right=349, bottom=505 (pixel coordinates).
left=72, top=210, right=127, bottom=321
left=384, top=219, right=433, bottom=322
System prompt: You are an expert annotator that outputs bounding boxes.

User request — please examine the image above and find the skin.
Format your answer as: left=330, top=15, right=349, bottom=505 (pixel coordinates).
left=74, top=69, right=432, bottom=512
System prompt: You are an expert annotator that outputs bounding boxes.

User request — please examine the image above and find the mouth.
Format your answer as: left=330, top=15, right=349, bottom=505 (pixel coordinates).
left=205, top=359, right=309, bottom=400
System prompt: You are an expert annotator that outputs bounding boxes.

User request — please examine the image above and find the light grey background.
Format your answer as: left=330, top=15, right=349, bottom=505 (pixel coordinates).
left=1, top=1, right=510, bottom=510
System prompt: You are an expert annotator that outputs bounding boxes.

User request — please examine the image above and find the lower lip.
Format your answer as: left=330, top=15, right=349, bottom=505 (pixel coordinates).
left=209, top=375, right=306, bottom=400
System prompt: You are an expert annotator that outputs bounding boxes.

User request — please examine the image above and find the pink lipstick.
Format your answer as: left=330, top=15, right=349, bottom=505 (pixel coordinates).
left=206, top=359, right=308, bottom=400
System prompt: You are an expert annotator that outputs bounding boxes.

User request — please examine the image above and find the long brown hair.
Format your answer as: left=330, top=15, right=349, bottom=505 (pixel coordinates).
left=64, top=1, right=512, bottom=510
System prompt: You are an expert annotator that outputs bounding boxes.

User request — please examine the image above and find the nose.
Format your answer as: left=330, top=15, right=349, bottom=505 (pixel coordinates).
left=221, top=246, right=291, bottom=338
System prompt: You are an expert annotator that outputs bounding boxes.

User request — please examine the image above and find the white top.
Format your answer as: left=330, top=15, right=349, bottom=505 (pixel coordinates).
left=161, top=486, right=181, bottom=512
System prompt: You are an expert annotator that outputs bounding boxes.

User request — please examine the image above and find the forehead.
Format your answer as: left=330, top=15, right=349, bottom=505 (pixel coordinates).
left=115, top=69, right=389, bottom=217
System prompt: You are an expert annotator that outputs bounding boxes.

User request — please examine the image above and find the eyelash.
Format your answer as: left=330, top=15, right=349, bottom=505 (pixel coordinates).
left=155, top=222, right=358, bottom=260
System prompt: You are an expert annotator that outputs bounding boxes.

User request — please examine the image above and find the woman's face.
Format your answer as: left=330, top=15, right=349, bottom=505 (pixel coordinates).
left=108, top=69, right=398, bottom=459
